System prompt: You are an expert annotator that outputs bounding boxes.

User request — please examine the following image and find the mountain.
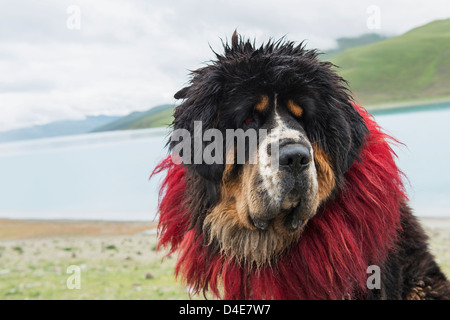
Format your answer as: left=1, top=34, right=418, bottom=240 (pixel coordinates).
left=0, top=115, right=120, bottom=143
left=0, top=104, right=175, bottom=143
left=91, top=104, right=174, bottom=132
left=4, top=19, right=447, bottom=141
left=330, top=18, right=450, bottom=105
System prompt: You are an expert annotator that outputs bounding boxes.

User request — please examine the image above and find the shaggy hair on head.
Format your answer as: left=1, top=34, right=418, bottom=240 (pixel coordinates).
left=151, top=32, right=450, bottom=300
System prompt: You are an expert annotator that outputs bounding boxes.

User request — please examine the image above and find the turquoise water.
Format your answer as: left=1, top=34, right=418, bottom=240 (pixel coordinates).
left=375, top=106, right=450, bottom=217
left=0, top=128, right=169, bottom=221
left=0, top=105, right=449, bottom=220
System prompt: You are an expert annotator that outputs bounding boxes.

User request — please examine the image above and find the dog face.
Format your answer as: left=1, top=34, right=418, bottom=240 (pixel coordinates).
left=171, top=32, right=368, bottom=267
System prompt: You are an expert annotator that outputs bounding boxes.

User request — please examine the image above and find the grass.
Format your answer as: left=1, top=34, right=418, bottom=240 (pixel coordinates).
left=0, top=233, right=195, bottom=300
left=0, top=219, right=448, bottom=300
left=126, top=108, right=174, bottom=130
left=92, top=104, right=174, bottom=132
left=0, top=219, right=196, bottom=300
left=331, top=18, right=450, bottom=105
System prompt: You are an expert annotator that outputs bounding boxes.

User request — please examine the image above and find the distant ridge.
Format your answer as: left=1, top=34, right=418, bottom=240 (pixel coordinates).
left=91, top=104, right=174, bottom=132
left=0, top=104, right=175, bottom=143
left=321, top=33, right=388, bottom=60
left=0, top=115, right=120, bottom=143
left=3, top=19, right=449, bottom=143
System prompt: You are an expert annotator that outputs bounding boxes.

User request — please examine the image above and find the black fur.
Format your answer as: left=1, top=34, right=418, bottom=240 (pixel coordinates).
left=171, top=33, right=369, bottom=244
left=170, top=33, right=450, bottom=299
left=368, top=203, right=450, bottom=299
left=172, top=33, right=367, bottom=188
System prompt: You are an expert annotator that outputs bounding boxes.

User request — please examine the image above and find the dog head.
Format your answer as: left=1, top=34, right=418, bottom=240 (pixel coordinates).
left=170, top=32, right=368, bottom=267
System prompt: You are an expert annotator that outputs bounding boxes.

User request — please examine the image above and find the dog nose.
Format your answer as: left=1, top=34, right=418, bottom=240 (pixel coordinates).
left=279, top=144, right=311, bottom=170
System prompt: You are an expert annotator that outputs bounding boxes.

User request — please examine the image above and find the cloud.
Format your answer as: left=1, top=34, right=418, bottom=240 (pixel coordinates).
left=0, top=0, right=449, bottom=131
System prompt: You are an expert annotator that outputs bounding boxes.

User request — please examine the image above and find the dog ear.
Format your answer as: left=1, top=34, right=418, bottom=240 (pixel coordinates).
left=335, top=100, right=369, bottom=172
left=174, top=87, right=190, bottom=100
left=170, top=68, right=225, bottom=182
left=307, top=63, right=368, bottom=186
left=345, top=102, right=369, bottom=169
left=312, top=60, right=369, bottom=175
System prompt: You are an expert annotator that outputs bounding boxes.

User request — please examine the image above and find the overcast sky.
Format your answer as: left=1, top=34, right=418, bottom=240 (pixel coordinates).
left=1, top=0, right=450, bottom=131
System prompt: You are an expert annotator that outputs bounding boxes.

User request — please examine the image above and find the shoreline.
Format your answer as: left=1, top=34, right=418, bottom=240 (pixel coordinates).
left=1, top=217, right=448, bottom=239
left=0, top=217, right=448, bottom=299
left=364, top=96, right=450, bottom=114
left=0, top=218, right=157, bottom=239
left=419, top=217, right=450, bottom=230
left=0, top=97, right=449, bottom=147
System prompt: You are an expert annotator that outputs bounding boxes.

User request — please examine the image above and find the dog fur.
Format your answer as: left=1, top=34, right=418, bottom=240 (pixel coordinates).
left=152, top=32, right=450, bottom=299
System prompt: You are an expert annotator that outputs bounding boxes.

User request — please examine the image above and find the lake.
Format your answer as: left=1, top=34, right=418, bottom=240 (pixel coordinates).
left=0, top=103, right=449, bottom=220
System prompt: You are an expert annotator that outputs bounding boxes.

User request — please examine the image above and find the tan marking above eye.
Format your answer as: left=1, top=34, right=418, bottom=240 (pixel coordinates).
left=287, top=100, right=303, bottom=117
left=254, top=95, right=269, bottom=113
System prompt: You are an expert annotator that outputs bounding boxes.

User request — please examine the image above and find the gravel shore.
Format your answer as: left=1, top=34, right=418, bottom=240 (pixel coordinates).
left=0, top=218, right=448, bottom=299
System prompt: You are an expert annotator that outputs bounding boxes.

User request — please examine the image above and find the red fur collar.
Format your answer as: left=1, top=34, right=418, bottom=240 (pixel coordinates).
left=152, top=104, right=406, bottom=299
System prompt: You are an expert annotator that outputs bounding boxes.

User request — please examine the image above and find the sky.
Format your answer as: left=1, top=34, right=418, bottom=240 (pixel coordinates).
left=1, top=0, right=450, bottom=132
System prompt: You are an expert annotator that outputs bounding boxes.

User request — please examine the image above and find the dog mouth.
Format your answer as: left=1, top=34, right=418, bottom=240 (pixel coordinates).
left=205, top=181, right=316, bottom=267
left=203, top=138, right=320, bottom=266
left=284, top=206, right=307, bottom=231
left=247, top=179, right=312, bottom=233
left=250, top=205, right=306, bottom=232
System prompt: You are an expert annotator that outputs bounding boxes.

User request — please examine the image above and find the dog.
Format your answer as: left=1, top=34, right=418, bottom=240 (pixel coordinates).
left=152, top=32, right=450, bottom=299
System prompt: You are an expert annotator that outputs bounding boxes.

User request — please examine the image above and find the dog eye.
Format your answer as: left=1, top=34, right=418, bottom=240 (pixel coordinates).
left=244, top=118, right=254, bottom=126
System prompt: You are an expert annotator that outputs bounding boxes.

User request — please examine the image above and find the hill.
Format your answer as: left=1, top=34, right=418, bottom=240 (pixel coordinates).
left=321, top=33, right=388, bottom=60
left=92, top=104, right=174, bottom=132
left=0, top=115, right=119, bottom=143
left=0, top=105, right=175, bottom=143
left=331, top=18, right=450, bottom=105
